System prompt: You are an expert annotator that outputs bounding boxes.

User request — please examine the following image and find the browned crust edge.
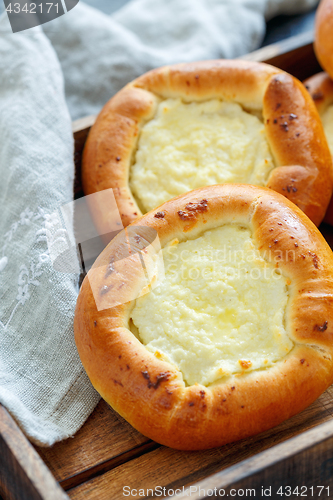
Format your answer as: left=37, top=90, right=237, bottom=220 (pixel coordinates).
left=263, top=72, right=333, bottom=225
left=74, top=184, right=333, bottom=450
left=303, top=71, right=333, bottom=115
left=303, top=72, right=333, bottom=225
left=315, top=0, right=333, bottom=81
left=82, top=59, right=333, bottom=232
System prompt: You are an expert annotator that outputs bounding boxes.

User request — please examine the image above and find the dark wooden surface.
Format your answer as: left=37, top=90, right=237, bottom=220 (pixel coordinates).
left=242, top=31, right=322, bottom=81
left=36, top=400, right=153, bottom=489
left=72, top=115, right=95, bottom=199
left=174, top=419, right=333, bottom=499
left=0, top=405, right=68, bottom=500
left=263, top=6, right=316, bottom=47
left=42, top=385, right=333, bottom=499
left=2, top=31, right=333, bottom=500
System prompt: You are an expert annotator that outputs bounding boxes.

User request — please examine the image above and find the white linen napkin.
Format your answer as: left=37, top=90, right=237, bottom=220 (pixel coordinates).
left=0, top=14, right=101, bottom=447
left=0, top=0, right=318, bottom=447
left=44, top=0, right=318, bottom=120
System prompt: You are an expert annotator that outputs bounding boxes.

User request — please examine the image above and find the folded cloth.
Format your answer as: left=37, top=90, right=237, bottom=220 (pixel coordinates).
left=0, top=0, right=318, bottom=447
left=44, top=0, right=318, bottom=120
left=0, top=14, right=100, bottom=447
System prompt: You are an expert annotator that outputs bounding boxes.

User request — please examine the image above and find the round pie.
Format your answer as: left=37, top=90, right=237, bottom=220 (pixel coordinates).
left=304, top=72, right=333, bottom=223
left=82, top=60, right=332, bottom=232
left=74, top=184, right=333, bottom=450
left=314, top=0, right=333, bottom=81
left=304, top=72, right=333, bottom=158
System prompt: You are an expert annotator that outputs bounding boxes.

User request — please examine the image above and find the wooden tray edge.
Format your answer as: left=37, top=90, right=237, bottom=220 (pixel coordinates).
left=170, top=417, right=333, bottom=498
left=0, top=405, right=69, bottom=500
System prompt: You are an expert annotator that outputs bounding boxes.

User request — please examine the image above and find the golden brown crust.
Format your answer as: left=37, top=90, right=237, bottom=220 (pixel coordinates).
left=82, top=60, right=333, bottom=232
left=134, top=59, right=278, bottom=108
left=82, top=87, right=158, bottom=230
left=315, top=0, right=333, bottom=81
left=303, top=72, right=333, bottom=225
left=74, top=184, right=333, bottom=450
left=303, top=71, right=333, bottom=115
left=263, top=73, right=333, bottom=226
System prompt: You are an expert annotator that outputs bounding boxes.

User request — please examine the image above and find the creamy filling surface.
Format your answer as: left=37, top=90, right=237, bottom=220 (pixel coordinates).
left=131, top=225, right=292, bottom=386
left=322, top=104, right=333, bottom=156
left=129, top=98, right=275, bottom=213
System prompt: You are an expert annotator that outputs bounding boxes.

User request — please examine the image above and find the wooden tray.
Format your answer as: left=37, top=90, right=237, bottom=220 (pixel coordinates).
left=2, top=31, right=333, bottom=500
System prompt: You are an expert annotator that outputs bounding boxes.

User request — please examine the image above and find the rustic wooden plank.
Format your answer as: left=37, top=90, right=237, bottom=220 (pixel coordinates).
left=0, top=405, right=68, bottom=500
left=72, top=118, right=95, bottom=199
left=243, top=30, right=314, bottom=63
left=243, top=31, right=322, bottom=81
left=35, top=400, right=150, bottom=486
left=173, top=419, right=333, bottom=499
left=60, top=441, right=159, bottom=492
left=67, top=386, right=333, bottom=500
left=72, top=115, right=96, bottom=135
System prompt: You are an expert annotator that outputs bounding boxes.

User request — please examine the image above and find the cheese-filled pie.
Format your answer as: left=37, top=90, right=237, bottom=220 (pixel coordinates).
left=82, top=60, right=332, bottom=232
left=74, top=184, right=333, bottom=450
left=304, top=72, right=333, bottom=223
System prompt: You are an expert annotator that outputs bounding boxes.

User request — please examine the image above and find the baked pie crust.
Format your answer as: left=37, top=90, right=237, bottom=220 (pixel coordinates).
left=304, top=72, right=333, bottom=223
left=74, top=184, right=333, bottom=450
left=315, top=0, right=333, bottom=82
left=82, top=60, right=333, bottom=232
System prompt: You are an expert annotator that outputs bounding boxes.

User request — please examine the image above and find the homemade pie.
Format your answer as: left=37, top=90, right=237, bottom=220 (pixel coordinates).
left=82, top=60, right=333, bottom=232
left=314, top=0, right=333, bottom=82
left=303, top=72, right=333, bottom=224
left=74, top=184, right=333, bottom=450
left=304, top=72, right=333, bottom=157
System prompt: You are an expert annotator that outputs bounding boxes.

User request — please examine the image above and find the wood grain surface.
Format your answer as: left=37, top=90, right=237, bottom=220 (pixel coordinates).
left=242, top=31, right=321, bottom=81
left=36, top=400, right=152, bottom=489
left=173, top=419, right=333, bottom=499
left=62, top=385, right=333, bottom=499
left=0, top=405, right=68, bottom=500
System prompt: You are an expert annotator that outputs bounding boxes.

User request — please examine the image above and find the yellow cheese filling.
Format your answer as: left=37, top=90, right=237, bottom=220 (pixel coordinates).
left=129, top=98, right=275, bottom=213
left=322, top=104, right=333, bottom=156
left=131, top=225, right=292, bottom=386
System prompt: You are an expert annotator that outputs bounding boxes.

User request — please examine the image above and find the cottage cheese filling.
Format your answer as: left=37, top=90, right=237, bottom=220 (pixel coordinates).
left=131, top=225, right=292, bottom=386
left=129, top=98, right=275, bottom=212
